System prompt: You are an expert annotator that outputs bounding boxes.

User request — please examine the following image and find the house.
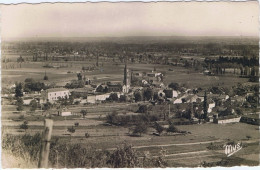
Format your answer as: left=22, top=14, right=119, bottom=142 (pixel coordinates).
left=95, top=93, right=110, bottom=101
left=44, top=88, right=70, bottom=103
left=208, top=99, right=216, bottom=113
left=23, top=98, right=34, bottom=105
left=58, top=108, right=72, bottom=116
left=147, top=72, right=162, bottom=77
left=213, top=114, right=241, bottom=124
left=173, top=94, right=188, bottom=104
left=107, top=83, right=122, bottom=93
left=87, top=95, right=96, bottom=104
left=134, top=72, right=143, bottom=77
left=95, top=84, right=108, bottom=93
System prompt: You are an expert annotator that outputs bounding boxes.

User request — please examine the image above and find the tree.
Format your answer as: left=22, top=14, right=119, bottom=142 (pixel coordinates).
left=16, top=97, right=24, bottom=111
left=43, top=71, right=48, bottom=80
left=24, top=78, right=45, bottom=92
left=29, top=99, right=38, bottom=111
left=154, top=122, right=164, bottom=135
left=168, top=83, right=180, bottom=91
left=17, top=104, right=24, bottom=111
left=133, top=122, right=148, bottom=136
left=143, top=88, right=153, bottom=101
left=67, top=126, right=76, bottom=134
left=77, top=73, right=82, bottom=81
left=17, top=55, right=24, bottom=63
left=80, top=109, right=87, bottom=118
left=15, top=83, right=23, bottom=98
left=43, top=102, right=52, bottom=111
left=203, top=91, right=208, bottom=119
left=134, top=92, right=143, bottom=102
left=107, top=93, right=119, bottom=101
left=119, top=95, right=127, bottom=102
left=20, top=121, right=28, bottom=132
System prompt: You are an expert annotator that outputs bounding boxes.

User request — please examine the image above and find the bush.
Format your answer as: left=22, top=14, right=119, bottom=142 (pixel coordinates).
left=67, top=126, right=76, bottom=134
left=17, top=104, right=24, bottom=111
left=30, top=99, right=38, bottom=111
left=2, top=133, right=168, bottom=168
left=85, top=133, right=90, bottom=138
left=167, top=124, right=178, bottom=133
left=137, top=105, right=148, bottom=113
left=154, top=122, right=164, bottom=135
left=2, top=133, right=42, bottom=163
left=107, top=93, right=119, bottom=102
left=119, top=95, right=127, bottom=102
left=107, top=143, right=139, bottom=168
left=80, top=110, right=87, bottom=118
left=20, top=121, right=28, bottom=131
left=132, top=122, right=148, bottom=136
left=74, top=122, right=79, bottom=127
left=134, top=92, right=143, bottom=102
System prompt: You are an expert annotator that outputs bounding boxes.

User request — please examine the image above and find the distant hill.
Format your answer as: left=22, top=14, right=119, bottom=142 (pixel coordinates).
left=2, top=36, right=258, bottom=45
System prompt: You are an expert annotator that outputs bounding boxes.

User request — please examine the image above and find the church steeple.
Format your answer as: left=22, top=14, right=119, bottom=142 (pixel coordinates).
left=123, top=55, right=130, bottom=93
left=123, top=56, right=128, bottom=86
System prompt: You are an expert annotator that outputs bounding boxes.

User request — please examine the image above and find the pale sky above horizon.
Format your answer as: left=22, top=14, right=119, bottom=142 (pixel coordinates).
left=1, top=1, right=259, bottom=38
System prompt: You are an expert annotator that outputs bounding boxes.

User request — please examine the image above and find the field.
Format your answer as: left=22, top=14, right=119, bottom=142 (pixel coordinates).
left=2, top=98, right=259, bottom=167
left=2, top=56, right=248, bottom=89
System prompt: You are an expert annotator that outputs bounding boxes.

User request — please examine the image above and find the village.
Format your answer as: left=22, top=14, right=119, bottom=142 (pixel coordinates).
left=1, top=37, right=259, bottom=168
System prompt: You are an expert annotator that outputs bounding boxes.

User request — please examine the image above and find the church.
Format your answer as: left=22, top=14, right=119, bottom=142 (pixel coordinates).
left=122, top=56, right=131, bottom=93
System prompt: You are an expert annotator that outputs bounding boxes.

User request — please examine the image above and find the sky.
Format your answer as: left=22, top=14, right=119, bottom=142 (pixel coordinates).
left=1, top=1, right=259, bottom=38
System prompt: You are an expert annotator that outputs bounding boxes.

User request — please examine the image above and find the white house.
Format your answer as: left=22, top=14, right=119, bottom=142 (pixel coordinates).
left=208, top=102, right=216, bottom=113
left=58, top=108, right=72, bottom=116
left=23, top=99, right=33, bottom=105
left=96, top=93, right=110, bottom=101
left=87, top=95, right=96, bottom=104
left=45, top=88, right=70, bottom=103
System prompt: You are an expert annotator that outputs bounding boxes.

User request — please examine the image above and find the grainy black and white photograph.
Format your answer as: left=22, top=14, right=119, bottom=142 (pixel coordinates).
left=0, top=1, right=259, bottom=168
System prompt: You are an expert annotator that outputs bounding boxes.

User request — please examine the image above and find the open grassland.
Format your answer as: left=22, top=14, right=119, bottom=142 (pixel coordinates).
left=2, top=58, right=248, bottom=89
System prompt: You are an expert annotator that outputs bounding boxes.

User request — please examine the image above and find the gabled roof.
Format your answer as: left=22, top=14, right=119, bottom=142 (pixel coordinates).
left=47, top=88, right=69, bottom=93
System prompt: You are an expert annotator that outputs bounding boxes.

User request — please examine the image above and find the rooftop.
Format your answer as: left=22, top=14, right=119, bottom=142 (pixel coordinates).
left=47, top=88, right=69, bottom=93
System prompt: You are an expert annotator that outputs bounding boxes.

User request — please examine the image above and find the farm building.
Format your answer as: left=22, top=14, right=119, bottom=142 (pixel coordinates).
left=213, top=114, right=241, bottom=124
left=57, top=108, right=72, bottom=116
left=43, top=88, right=70, bottom=103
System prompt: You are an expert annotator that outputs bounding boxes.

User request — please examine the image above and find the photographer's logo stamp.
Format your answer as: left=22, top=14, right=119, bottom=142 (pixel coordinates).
left=223, top=142, right=242, bottom=157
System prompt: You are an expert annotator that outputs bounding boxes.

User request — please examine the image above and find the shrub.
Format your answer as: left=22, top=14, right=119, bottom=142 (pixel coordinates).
left=67, top=126, right=76, bottom=134
left=29, top=99, right=38, bottom=111
left=80, top=110, right=87, bottom=118
left=137, top=105, right=148, bottom=113
left=20, top=121, right=29, bottom=131
left=17, top=104, right=24, bottom=111
left=85, top=133, right=90, bottom=138
left=132, top=122, right=148, bottom=136
left=107, top=93, right=119, bottom=102
left=107, top=143, right=139, bottom=168
left=154, top=122, right=164, bottom=135
left=167, top=124, right=178, bottom=133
